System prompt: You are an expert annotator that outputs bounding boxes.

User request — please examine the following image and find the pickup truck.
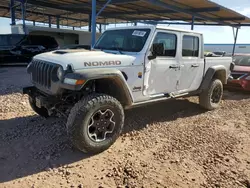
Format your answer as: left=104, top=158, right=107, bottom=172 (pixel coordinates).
left=23, top=26, right=234, bottom=154
left=0, top=34, right=58, bottom=65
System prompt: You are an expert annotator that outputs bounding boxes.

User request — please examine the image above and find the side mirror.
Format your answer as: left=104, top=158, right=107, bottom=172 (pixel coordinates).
left=148, top=43, right=164, bottom=60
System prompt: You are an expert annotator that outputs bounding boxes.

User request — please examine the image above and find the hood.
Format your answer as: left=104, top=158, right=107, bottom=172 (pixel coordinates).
left=233, top=65, right=250, bottom=73
left=33, top=49, right=137, bottom=70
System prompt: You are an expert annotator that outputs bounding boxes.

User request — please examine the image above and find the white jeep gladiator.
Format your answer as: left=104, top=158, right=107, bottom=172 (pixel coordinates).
left=23, top=26, right=234, bottom=154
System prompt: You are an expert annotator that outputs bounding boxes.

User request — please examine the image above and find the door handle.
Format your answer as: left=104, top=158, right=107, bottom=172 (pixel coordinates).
left=191, top=64, right=199, bottom=67
left=169, top=65, right=179, bottom=69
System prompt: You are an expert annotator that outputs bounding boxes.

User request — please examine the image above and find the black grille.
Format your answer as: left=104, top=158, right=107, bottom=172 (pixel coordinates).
left=31, top=60, right=56, bottom=89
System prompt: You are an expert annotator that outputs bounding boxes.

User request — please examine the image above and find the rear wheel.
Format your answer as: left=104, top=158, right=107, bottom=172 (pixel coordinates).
left=199, top=79, right=223, bottom=110
left=28, top=96, right=49, bottom=118
left=66, top=94, right=124, bottom=154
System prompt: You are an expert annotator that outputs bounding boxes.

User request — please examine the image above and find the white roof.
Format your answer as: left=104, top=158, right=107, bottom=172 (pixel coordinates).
left=106, top=25, right=202, bottom=35
left=156, top=25, right=202, bottom=34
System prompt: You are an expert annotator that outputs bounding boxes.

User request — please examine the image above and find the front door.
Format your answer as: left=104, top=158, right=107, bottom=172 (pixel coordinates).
left=143, top=31, right=181, bottom=96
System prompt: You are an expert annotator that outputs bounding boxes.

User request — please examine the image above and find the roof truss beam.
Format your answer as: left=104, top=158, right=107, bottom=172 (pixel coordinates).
left=143, top=0, right=236, bottom=27
left=100, top=7, right=221, bottom=16
left=19, top=0, right=246, bottom=25
left=138, top=21, right=249, bottom=26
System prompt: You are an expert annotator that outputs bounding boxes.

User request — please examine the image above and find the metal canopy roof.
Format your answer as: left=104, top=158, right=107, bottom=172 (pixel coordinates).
left=1, top=0, right=250, bottom=27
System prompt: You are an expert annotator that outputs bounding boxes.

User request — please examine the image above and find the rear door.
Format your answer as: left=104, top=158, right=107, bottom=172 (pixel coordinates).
left=177, top=33, right=204, bottom=92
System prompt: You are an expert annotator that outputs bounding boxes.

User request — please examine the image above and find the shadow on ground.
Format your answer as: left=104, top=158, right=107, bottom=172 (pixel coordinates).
left=223, top=90, right=250, bottom=101
left=0, top=66, right=30, bottom=96
left=123, top=98, right=205, bottom=134
left=0, top=115, right=91, bottom=183
left=0, top=98, right=205, bottom=183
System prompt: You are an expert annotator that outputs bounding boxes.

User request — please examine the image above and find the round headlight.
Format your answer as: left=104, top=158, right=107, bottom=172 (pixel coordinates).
left=57, top=67, right=64, bottom=80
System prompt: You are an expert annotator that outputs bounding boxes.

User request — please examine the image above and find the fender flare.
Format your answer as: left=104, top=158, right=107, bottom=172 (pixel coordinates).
left=199, top=65, right=227, bottom=91
left=64, top=68, right=133, bottom=106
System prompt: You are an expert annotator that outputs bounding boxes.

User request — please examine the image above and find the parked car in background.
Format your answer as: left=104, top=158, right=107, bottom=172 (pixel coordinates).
left=226, top=55, right=250, bottom=91
left=205, top=52, right=221, bottom=57
left=213, top=51, right=226, bottom=56
left=61, top=44, right=91, bottom=50
left=0, top=34, right=58, bottom=65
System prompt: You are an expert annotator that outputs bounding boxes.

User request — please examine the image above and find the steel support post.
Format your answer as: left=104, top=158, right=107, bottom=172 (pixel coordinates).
left=99, top=24, right=102, bottom=33
left=191, top=15, right=195, bottom=30
left=88, top=14, right=92, bottom=32
left=10, top=0, right=16, bottom=25
left=232, top=27, right=239, bottom=56
left=56, top=16, right=60, bottom=28
left=91, top=0, right=97, bottom=48
left=21, top=0, right=26, bottom=33
left=48, top=16, right=52, bottom=28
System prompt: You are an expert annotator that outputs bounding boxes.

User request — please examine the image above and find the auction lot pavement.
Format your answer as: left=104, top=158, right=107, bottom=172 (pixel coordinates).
left=0, top=67, right=250, bottom=188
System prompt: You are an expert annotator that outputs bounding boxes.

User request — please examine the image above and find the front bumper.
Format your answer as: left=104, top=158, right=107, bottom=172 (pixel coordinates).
left=23, top=86, right=60, bottom=109
left=225, top=79, right=250, bottom=91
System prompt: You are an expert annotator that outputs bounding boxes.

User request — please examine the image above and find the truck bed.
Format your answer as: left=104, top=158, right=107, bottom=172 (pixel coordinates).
left=204, top=56, right=233, bottom=77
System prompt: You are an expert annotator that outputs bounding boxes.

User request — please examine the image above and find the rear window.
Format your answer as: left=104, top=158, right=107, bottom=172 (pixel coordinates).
left=234, top=56, right=250, bottom=66
left=28, top=35, right=58, bottom=48
left=182, top=35, right=199, bottom=57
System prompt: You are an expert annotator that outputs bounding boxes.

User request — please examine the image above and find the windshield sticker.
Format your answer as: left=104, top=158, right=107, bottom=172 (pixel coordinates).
left=132, top=30, right=146, bottom=37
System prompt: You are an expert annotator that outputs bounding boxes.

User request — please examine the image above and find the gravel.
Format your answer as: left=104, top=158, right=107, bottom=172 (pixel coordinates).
left=0, top=67, right=250, bottom=188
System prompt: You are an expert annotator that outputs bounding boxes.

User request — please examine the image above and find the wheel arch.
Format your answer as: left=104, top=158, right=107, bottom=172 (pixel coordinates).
left=76, top=69, right=133, bottom=107
left=199, top=66, right=227, bottom=91
left=92, top=76, right=133, bottom=107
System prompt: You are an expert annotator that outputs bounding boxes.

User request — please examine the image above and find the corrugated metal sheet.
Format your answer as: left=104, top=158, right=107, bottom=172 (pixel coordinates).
left=0, top=0, right=249, bottom=27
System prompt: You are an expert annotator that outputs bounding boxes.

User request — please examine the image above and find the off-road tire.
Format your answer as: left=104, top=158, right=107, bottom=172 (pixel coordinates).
left=199, top=79, right=223, bottom=110
left=66, top=93, right=124, bottom=154
left=29, top=96, right=49, bottom=118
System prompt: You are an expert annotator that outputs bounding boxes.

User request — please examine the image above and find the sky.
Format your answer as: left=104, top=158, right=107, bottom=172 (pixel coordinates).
left=0, top=0, right=250, bottom=44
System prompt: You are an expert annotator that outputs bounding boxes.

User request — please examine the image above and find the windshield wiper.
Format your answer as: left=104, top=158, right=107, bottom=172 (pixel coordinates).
left=94, top=46, right=124, bottom=54
left=106, top=47, right=124, bottom=54
left=115, top=47, right=123, bottom=54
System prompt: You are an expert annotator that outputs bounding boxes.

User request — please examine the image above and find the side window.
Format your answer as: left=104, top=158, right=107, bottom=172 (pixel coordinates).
left=29, top=36, right=43, bottom=46
left=42, top=36, right=58, bottom=48
left=153, top=32, right=177, bottom=57
left=182, top=35, right=199, bottom=57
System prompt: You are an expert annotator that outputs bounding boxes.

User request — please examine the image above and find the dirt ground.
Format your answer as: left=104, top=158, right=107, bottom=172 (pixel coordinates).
left=0, top=67, right=250, bottom=188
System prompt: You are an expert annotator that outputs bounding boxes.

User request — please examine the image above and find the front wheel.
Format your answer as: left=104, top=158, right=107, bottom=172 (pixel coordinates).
left=66, top=94, right=124, bottom=154
left=199, top=79, right=223, bottom=110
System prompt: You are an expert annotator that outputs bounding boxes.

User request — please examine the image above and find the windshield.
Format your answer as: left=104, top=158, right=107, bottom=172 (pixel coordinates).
left=234, top=56, right=250, bottom=66
left=0, top=34, right=25, bottom=46
left=94, top=29, right=151, bottom=52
